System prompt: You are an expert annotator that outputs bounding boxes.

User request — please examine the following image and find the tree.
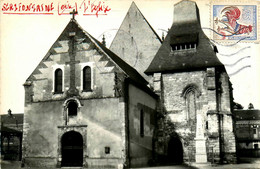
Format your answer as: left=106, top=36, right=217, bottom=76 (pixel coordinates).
left=233, top=102, right=244, bottom=110
left=248, top=103, right=254, bottom=110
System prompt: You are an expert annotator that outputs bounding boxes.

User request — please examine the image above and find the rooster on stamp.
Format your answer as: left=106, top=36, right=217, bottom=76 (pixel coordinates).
left=213, top=5, right=257, bottom=40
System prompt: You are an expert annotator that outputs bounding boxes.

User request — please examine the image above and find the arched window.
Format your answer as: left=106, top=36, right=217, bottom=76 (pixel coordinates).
left=182, top=84, right=201, bottom=130
left=83, top=66, right=91, bottom=91
left=186, top=90, right=196, bottom=121
left=68, top=101, right=78, bottom=116
left=186, top=90, right=197, bottom=132
left=55, top=69, right=63, bottom=93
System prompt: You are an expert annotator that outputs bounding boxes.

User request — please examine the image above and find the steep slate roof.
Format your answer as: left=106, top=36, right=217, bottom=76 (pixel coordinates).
left=25, top=19, right=148, bottom=86
left=145, top=0, right=224, bottom=74
left=234, top=109, right=260, bottom=120
left=110, top=2, right=162, bottom=79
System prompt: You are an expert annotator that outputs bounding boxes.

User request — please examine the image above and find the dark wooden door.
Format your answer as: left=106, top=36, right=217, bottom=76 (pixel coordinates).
left=61, top=131, right=83, bottom=167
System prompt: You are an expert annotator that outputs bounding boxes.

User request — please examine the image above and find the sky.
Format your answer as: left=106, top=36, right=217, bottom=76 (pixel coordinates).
left=0, top=0, right=259, bottom=114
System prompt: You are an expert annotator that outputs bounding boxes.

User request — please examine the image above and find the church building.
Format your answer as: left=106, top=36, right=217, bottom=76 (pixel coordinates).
left=144, top=1, right=236, bottom=164
left=22, top=0, right=237, bottom=168
left=22, top=10, right=157, bottom=169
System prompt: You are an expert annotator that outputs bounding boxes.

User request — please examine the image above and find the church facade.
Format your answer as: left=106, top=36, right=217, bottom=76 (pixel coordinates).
left=22, top=1, right=237, bottom=168
left=22, top=16, right=157, bottom=168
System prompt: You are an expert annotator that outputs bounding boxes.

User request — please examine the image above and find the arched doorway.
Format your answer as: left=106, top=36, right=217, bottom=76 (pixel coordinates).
left=61, top=131, right=83, bottom=167
left=167, top=136, right=183, bottom=164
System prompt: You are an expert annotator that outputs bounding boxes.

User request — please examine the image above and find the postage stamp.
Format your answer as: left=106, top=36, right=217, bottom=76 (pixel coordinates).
left=211, top=0, right=259, bottom=42
left=213, top=5, right=257, bottom=41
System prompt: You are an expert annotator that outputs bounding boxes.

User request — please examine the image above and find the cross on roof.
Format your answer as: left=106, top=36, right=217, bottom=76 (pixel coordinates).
left=70, top=9, right=78, bottom=20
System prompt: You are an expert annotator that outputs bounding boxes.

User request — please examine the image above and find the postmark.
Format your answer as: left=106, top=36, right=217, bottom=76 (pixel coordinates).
left=211, top=0, right=259, bottom=42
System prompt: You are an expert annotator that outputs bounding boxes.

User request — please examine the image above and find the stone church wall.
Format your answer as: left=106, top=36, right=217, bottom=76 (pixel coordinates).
left=29, top=63, right=116, bottom=103
left=219, top=72, right=236, bottom=163
left=22, top=101, right=63, bottom=167
left=154, top=69, right=236, bottom=164
left=22, top=41, right=128, bottom=168
left=22, top=97, right=126, bottom=168
left=74, top=98, right=125, bottom=168
left=128, top=83, right=157, bottom=167
left=161, top=71, right=208, bottom=162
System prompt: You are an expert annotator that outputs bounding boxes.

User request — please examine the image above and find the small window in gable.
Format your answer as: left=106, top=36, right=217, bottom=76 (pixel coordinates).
left=172, top=43, right=197, bottom=51
left=83, top=66, right=91, bottom=91
left=170, top=33, right=198, bottom=51
left=54, top=68, right=63, bottom=93
left=68, top=101, right=78, bottom=116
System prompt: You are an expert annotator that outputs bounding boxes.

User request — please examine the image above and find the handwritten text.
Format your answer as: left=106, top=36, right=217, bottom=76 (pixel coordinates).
left=2, top=0, right=111, bottom=17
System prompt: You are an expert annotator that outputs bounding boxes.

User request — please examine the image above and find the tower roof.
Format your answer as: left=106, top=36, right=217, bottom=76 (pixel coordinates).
left=26, top=19, right=148, bottom=86
left=145, top=0, right=224, bottom=75
left=109, top=1, right=162, bottom=78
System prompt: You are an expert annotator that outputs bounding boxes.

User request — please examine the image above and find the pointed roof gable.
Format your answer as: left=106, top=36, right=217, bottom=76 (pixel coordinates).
left=26, top=19, right=147, bottom=85
left=109, top=1, right=162, bottom=78
left=145, top=0, right=224, bottom=75
left=125, top=2, right=162, bottom=43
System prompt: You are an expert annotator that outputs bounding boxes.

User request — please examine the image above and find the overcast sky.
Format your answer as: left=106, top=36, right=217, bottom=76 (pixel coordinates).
left=1, top=0, right=259, bottom=114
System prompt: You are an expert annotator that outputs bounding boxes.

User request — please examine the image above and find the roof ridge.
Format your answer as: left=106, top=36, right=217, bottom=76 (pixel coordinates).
left=110, top=1, right=161, bottom=48
left=132, top=2, right=162, bottom=43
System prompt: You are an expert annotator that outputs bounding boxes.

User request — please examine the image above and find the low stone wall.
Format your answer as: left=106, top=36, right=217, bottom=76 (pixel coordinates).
left=85, top=158, right=124, bottom=169
left=22, top=157, right=56, bottom=168
left=23, top=157, right=124, bottom=169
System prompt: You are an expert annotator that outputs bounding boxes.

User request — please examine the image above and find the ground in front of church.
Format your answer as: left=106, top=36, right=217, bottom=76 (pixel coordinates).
left=1, top=158, right=260, bottom=169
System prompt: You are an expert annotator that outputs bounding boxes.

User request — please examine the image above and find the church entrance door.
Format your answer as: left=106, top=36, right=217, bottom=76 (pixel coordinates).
left=167, top=136, right=183, bottom=164
left=61, top=131, right=83, bottom=167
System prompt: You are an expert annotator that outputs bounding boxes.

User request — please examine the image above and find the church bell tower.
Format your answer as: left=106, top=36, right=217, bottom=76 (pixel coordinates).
left=145, top=0, right=237, bottom=164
